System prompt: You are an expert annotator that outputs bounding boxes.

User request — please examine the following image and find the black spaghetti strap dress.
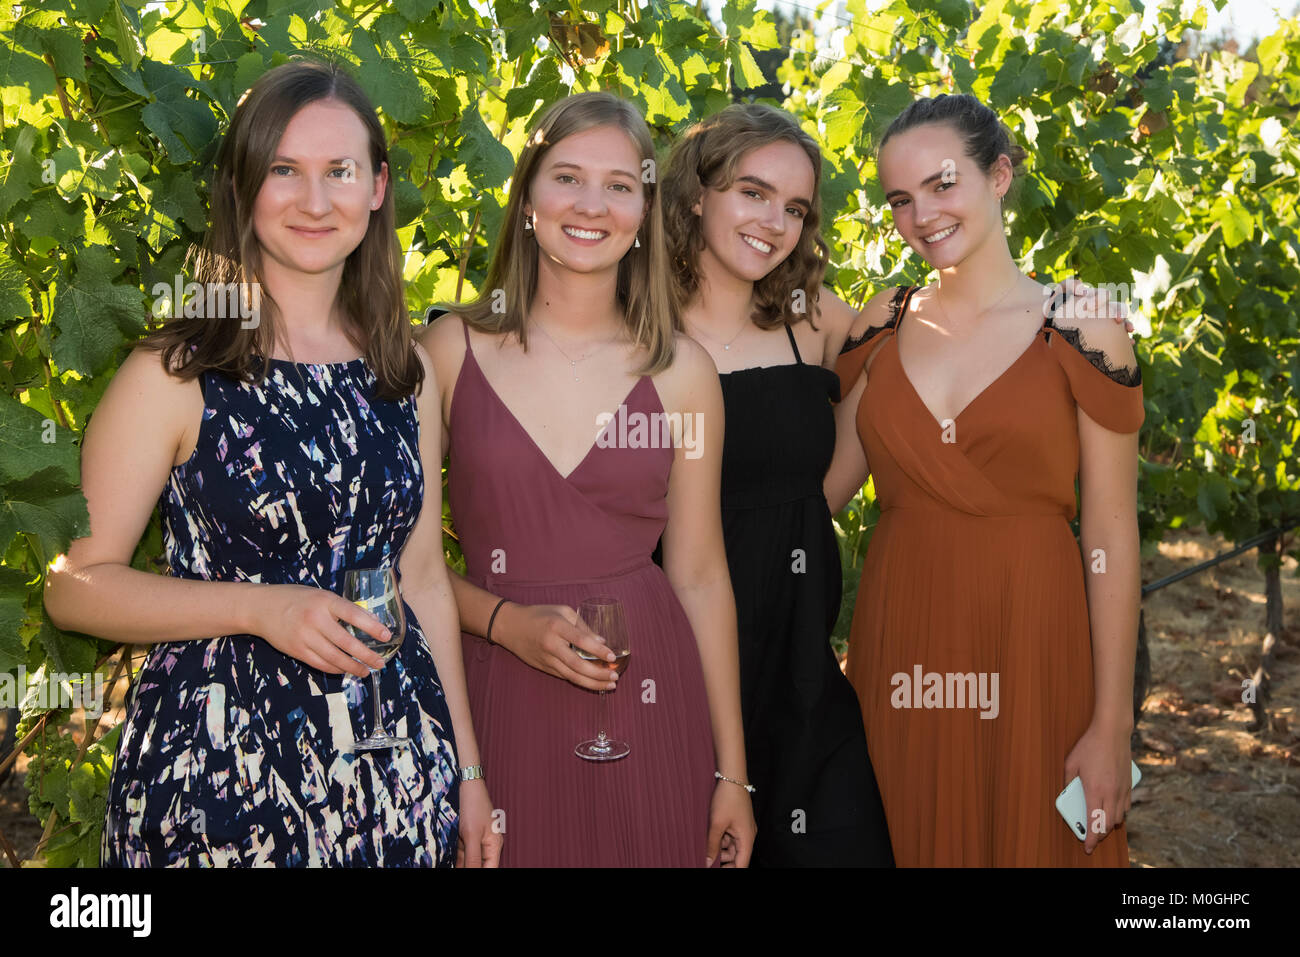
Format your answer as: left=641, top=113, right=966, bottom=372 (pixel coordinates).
left=716, top=325, right=893, bottom=866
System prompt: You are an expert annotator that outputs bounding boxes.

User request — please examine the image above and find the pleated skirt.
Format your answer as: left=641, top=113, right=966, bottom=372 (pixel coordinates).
left=461, top=561, right=716, bottom=867
left=845, top=508, right=1130, bottom=867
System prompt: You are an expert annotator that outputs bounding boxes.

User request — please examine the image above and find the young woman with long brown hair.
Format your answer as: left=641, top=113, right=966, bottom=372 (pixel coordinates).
left=420, top=92, right=756, bottom=867
left=45, top=60, right=498, bottom=867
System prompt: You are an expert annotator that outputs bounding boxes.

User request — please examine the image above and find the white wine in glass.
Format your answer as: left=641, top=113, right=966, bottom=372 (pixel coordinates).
left=573, top=597, right=631, bottom=761
left=342, top=567, right=408, bottom=751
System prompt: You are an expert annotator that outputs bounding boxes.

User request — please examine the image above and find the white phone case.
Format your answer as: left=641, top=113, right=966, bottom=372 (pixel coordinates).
left=1055, top=761, right=1142, bottom=841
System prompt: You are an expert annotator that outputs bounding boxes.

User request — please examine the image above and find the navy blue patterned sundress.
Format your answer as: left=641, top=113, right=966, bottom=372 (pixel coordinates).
left=101, top=356, right=459, bottom=867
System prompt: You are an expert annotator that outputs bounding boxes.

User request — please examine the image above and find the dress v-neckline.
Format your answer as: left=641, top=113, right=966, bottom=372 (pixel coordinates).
left=890, top=317, right=1049, bottom=430
left=460, top=343, right=658, bottom=483
left=894, top=332, right=1045, bottom=429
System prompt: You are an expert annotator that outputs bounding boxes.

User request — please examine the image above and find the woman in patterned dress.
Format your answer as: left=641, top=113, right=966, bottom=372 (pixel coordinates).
left=44, top=60, right=499, bottom=867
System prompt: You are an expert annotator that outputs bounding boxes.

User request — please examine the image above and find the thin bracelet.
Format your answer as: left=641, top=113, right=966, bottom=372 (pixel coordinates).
left=486, top=597, right=510, bottom=645
left=715, top=771, right=755, bottom=794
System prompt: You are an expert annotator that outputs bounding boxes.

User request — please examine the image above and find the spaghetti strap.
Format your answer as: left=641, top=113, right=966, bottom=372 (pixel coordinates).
left=784, top=324, right=803, bottom=364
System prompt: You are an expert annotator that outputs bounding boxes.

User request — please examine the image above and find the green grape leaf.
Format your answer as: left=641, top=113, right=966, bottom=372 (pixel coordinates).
left=457, top=107, right=514, bottom=190
left=50, top=247, right=145, bottom=375
left=0, top=254, right=34, bottom=319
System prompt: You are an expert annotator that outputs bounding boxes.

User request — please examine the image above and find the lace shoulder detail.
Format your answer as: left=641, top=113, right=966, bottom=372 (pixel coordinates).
left=1046, top=319, right=1142, bottom=387
left=839, top=285, right=911, bottom=355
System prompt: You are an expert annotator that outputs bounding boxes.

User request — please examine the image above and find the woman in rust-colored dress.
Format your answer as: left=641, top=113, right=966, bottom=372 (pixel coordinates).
left=825, top=94, right=1143, bottom=866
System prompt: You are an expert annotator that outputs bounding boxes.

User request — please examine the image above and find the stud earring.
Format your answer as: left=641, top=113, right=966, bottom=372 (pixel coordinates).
left=634, top=235, right=641, bottom=248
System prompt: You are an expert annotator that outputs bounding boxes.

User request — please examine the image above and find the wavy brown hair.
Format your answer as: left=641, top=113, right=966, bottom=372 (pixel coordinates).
left=445, top=92, right=675, bottom=375
left=143, top=58, right=421, bottom=400
left=662, top=104, right=829, bottom=331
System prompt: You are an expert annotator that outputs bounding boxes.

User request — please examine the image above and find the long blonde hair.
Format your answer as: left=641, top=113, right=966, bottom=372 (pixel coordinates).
left=448, top=92, right=676, bottom=375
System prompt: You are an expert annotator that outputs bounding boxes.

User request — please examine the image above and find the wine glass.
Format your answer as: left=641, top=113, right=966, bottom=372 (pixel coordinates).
left=573, top=596, right=631, bottom=761
left=342, top=567, right=408, bottom=751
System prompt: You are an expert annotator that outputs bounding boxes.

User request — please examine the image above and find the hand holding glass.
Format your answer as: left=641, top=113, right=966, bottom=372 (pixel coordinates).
left=342, top=567, right=407, bottom=751
left=573, top=597, right=631, bottom=761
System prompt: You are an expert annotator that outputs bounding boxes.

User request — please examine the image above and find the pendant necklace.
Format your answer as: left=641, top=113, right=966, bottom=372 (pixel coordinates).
left=688, top=316, right=750, bottom=352
left=531, top=320, right=620, bottom=382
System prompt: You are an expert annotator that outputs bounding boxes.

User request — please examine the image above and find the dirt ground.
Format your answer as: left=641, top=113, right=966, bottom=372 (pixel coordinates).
left=1126, top=527, right=1300, bottom=867
left=2, top=527, right=1297, bottom=867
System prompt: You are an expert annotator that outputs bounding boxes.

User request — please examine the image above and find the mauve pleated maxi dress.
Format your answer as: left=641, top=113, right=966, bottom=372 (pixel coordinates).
left=836, top=285, right=1144, bottom=867
left=446, top=321, right=716, bottom=867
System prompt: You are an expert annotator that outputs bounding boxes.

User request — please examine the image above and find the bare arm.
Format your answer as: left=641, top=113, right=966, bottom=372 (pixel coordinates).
left=814, top=287, right=858, bottom=368
left=1078, top=413, right=1140, bottom=739
left=658, top=338, right=746, bottom=785
left=42, top=347, right=256, bottom=642
left=1064, top=316, right=1141, bottom=854
left=657, top=336, right=754, bottom=865
left=400, top=342, right=501, bottom=866
left=824, top=372, right=870, bottom=516
left=43, top=347, right=388, bottom=676
left=822, top=287, right=901, bottom=514
left=399, top=343, right=483, bottom=772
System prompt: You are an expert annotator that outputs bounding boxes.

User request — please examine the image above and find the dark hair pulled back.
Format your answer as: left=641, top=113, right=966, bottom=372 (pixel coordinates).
left=880, top=93, right=1028, bottom=197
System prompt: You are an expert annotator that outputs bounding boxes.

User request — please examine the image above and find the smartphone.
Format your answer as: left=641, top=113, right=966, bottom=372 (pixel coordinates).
left=1055, top=762, right=1142, bottom=841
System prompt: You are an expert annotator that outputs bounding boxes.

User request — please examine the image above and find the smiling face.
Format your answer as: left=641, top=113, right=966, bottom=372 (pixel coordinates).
left=523, top=124, right=647, bottom=277
left=878, top=122, right=1010, bottom=270
left=692, top=139, right=814, bottom=285
left=251, top=98, right=388, bottom=281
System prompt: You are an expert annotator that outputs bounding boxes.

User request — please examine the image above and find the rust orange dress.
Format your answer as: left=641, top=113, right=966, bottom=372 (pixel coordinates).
left=835, top=285, right=1143, bottom=867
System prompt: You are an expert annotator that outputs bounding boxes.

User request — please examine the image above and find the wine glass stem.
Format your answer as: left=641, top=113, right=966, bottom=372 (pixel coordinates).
left=370, top=669, right=384, bottom=737
left=596, top=690, right=609, bottom=746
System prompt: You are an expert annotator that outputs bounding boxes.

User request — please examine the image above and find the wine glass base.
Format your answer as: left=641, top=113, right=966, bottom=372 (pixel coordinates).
left=353, top=734, right=410, bottom=752
left=574, top=739, right=630, bottom=761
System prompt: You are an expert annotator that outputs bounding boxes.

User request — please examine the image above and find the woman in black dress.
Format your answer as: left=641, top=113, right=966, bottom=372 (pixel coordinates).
left=660, top=105, right=893, bottom=866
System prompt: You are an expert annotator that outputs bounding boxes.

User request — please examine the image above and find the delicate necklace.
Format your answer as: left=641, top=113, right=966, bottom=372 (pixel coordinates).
left=530, top=320, right=621, bottom=382
left=688, top=316, right=750, bottom=351
left=932, top=273, right=1021, bottom=326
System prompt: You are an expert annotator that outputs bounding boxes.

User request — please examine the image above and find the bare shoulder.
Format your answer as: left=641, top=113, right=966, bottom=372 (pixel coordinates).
left=411, top=338, right=440, bottom=395
left=653, top=332, right=720, bottom=410
left=107, top=343, right=199, bottom=406
left=87, top=344, right=201, bottom=469
left=670, top=331, right=720, bottom=383
left=816, top=287, right=857, bottom=337
left=416, top=308, right=467, bottom=353
left=415, top=309, right=469, bottom=385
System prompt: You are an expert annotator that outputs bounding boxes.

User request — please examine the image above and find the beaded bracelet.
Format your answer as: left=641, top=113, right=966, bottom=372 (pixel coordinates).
left=714, top=771, right=755, bottom=794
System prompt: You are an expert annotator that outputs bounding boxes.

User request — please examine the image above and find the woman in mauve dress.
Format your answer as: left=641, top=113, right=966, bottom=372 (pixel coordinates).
left=419, top=92, right=756, bottom=867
